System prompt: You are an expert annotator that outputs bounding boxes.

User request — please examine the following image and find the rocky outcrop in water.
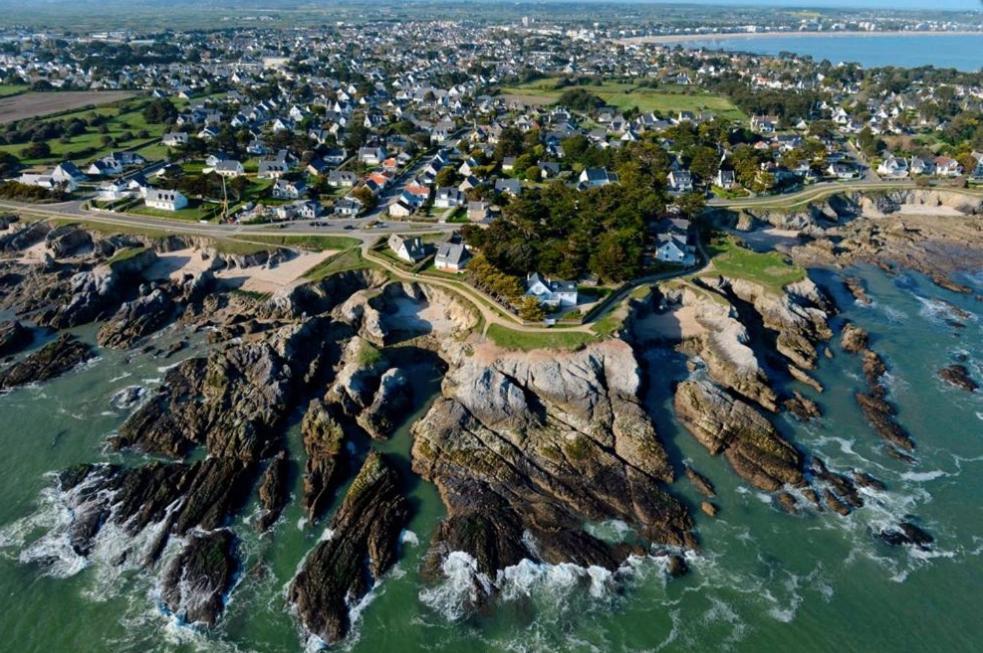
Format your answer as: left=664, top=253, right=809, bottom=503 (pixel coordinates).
left=938, top=364, right=978, bottom=393
left=674, top=379, right=804, bottom=493
left=114, top=318, right=330, bottom=460
left=162, top=529, right=238, bottom=627
left=289, top=452, right=409, bottom=645
left=257, top=451, right=289, bottom=532
left=97, top=286, right=175, bottom=349
left=0, top=333, right=93, bottom=390
left=839, top=322, right=915, bottom=452
left=0, top=319, right=31, bottom=356
left=412, top=340, right=694, bottom=612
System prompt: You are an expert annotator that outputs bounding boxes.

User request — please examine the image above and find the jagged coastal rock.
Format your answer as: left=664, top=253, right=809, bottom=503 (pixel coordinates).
left=0, top=320, right=31, bottom=356
left=412, top=340, right=695, bottom=612
left=289, top=452, right=409, bottom=645
left=0, top=333, right=93, bottom=390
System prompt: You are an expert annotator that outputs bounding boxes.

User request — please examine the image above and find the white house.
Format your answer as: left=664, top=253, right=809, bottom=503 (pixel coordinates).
left=526, top=273, right=577, bottom=308
left=434, top=187, right=464, bottom=209
left=655, top=232, right=695, bottom=266
left=145, top=188, right=188, bottom=211
left=877, top=155, right=908, bottom=178
left=162, top=132, right=189, bottom=147
left=388, top=234, right=427, bottom=263
left=578, top=167, right=617, bottom=188
left=667, top=170, right=693, bottom=193
left=212, top=160, right=245, bottom=178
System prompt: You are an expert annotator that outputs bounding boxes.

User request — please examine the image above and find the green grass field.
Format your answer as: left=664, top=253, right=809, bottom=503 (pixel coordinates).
left=0, top=85, right=28, bottom=98
left=303, top=248, right=372, bottom=281
left=486, top=323, right=600, bottom=351
left=499, top=79, right=745, bottom=121
left=0, top=97, right=169, bottom=166
left=130, top=200, right=217, bottom=222
left=704, top=236, right=805, bottom=293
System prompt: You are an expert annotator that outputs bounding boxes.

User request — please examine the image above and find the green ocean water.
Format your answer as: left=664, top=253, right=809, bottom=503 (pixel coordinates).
left=0, top=263, right=981, bottom=653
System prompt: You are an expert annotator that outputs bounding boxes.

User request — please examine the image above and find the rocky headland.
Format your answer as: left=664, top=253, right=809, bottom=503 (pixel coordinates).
left=0, top=216, right=953, bottom=645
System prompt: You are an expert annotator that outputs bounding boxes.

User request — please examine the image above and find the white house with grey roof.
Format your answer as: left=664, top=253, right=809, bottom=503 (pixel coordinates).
left=526, top=273, right=577, bottom=308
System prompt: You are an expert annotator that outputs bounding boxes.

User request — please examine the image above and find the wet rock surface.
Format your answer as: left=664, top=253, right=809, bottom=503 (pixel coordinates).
left=0, top=333, right=93, bottom=390
left=162, top=530, right=238, bottom=627
left=289, top=452, right=409, bottom=645
left=840, top=322, right=916, bottom=452
left=301, top=400, right=346, bottom=522
left=674, top=379, right=804, bottom=492
left=0, top=319, right=31, bottom=356
left=937, top=364, right=978, bottom=393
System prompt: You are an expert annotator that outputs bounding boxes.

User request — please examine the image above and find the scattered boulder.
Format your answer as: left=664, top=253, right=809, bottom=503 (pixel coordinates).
left=700, top=501, right=718, bottom=517
left=684, top=465, right=716, bottom=498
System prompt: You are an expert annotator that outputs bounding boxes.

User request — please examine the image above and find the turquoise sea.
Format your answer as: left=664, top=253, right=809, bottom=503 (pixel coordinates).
left=681, top=34, right=983, bottom=71
left=0, top=262, right=981, bottom=652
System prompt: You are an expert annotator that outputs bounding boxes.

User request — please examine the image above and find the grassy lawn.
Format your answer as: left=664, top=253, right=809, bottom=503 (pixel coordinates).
left=303, top=248, right=372, bottom=281
left=499, top=79, right=744, bottom=121
left=704, top=235, right=805, bottom=293
left=131, top=200, right=218, bottom=222
left=106, top=245, right=149, bottom=266
left=240, top=234, right=360, bottom=252
left=486, top=324, right=601, bottom=351
left=0, top=84, right=27, bottom=97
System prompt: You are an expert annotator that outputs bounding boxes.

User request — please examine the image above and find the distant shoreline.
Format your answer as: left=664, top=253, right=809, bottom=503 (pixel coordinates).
left=618, top=30, right=983, bottom=46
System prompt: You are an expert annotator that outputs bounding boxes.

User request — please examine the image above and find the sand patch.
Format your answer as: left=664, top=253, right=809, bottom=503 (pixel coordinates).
left=217, top=250, right=335, bottom=294
left=146, top=247, right=336, bottom=294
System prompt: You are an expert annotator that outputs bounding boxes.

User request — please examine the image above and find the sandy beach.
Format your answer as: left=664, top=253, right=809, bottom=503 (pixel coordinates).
left=147, top=247, right=335, bottom=294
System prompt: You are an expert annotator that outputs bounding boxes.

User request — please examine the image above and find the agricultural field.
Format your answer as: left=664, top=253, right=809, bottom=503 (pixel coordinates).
left=0, top=90, right=135, bottom=124
left=499, top=79, right=745, bottom=121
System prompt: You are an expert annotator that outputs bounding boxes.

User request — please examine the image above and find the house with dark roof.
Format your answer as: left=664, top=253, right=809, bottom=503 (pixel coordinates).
left=435, top=240, right=470, bottom=272
left=388, top=234, right=427, bottom=263
left=526, top=273, right=577, bottom=308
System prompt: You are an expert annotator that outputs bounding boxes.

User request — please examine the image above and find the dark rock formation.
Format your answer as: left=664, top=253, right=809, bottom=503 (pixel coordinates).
left=784, top=391, right=821, bottom=421
left=289, top=452, right=409, bottom=645
left=113, top=319, right=330, bottom=460
left=162, top=529, right=238, bottom=626
left=684, top=465, right=716, bottom=498
left=0, top=319, right=31, bottom=356
left=301, top=400, right=346, bottom=521
left=938, top=364, right=978, bottom=393
left=879, top=521, right=933, bottom=549
left=45, top=224, right=92, bottom=258
left=357, top=367, right=411, bottom=439
left=97, top=287, right=175, bottom=349
left=840, top=322, right=916, bottom=452
left=0, top=333, right=93, bottom=390
left=674, top=379, right=804, bottom=492
left=257, top=451, right=289, bottom=532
